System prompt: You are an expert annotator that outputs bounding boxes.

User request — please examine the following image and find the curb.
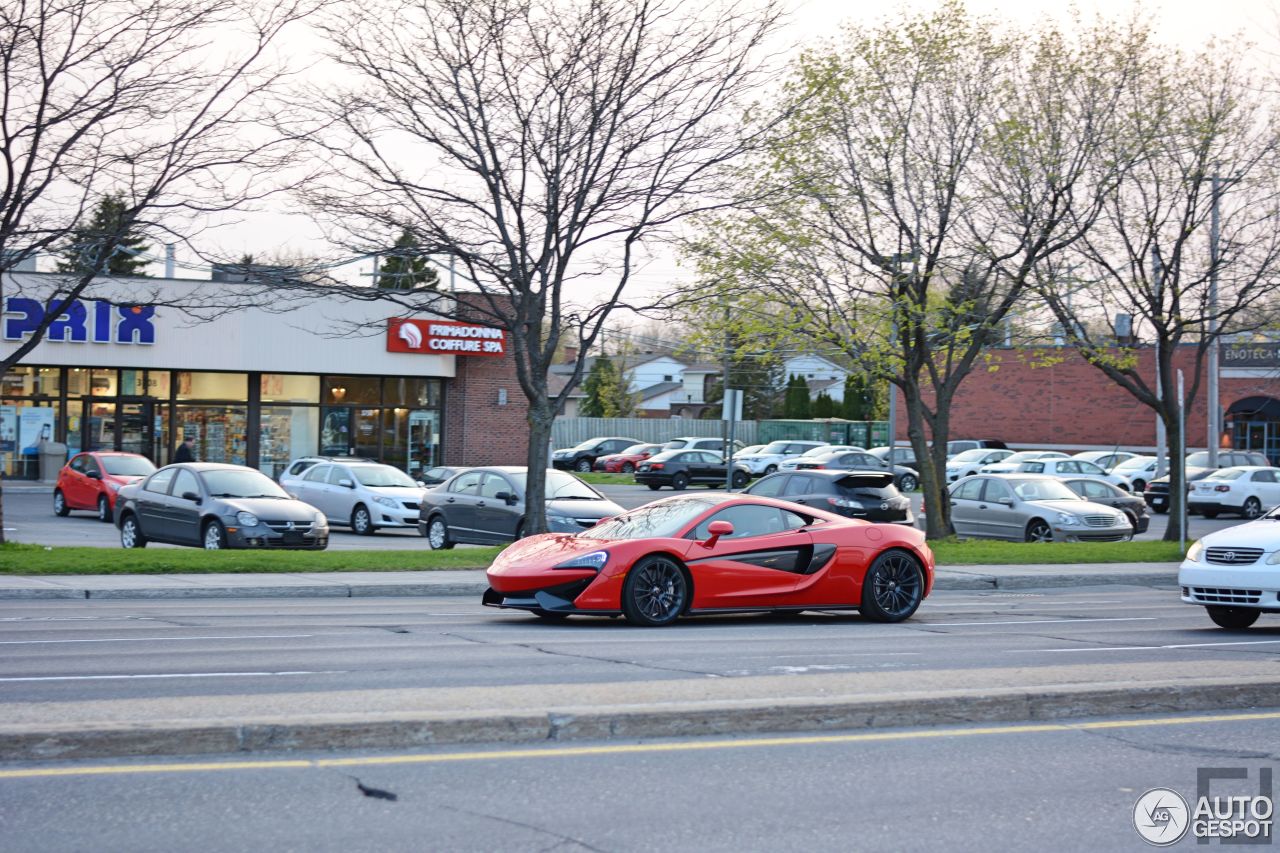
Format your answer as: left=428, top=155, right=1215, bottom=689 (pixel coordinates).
left=5, top=677, right=1276, bottom=762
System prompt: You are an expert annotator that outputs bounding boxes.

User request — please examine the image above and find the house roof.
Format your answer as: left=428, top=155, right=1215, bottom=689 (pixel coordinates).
left=636, top=381, right=684, bottom=400
left=807, top=378, right=844, bottom=393
left=549, top=352, right=679, bottom=377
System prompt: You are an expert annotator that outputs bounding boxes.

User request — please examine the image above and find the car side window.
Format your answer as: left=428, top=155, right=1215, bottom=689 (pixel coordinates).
left=1022, top=462, right=1044, bottom=473
left=982, top=479, right=1013, bottom=503
left=289, top=460, right=316, bottom=476
left=479, top=474, right=511, bottom=499
left=172, top=469, right=200, bottom=498
left=953, top=479, right=985, bottom=501
left=82, top=456, right=101, bottom=476
left=747, top=475, right=785, bottom=497
left=424, top=467, right=447, bottom=481
left=144, top=468, right=177, bottom=495
left=1083, top=481, right=1110, bottom=499
left=788, top=476, right=814, bottom=496
left=691, top=505, right=797, bottom=540
left=303, top=464, right=330, bottom=483
left=327, top=466, right=350, bottom=485
left=450, top=471, right=484, bottom=495
left=1252, top=470, right=1276, bottom=483
left=69, top=455, right=86, bottom=473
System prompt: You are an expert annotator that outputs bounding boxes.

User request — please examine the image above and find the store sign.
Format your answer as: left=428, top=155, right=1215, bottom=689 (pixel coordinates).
left=387, top=319, right=506, bottom=356
left=3, top=297, right=156, bottom=345
left=1222, top=341, right=1280, bottom=369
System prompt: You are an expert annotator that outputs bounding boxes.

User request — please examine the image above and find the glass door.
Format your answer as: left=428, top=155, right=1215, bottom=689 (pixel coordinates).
left=119, top=402, right=154, bottom=459
left=320, top=407, right=352, bottom=455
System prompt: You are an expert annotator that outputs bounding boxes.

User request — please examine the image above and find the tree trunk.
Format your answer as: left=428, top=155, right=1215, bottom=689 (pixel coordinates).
left=0, top=480, right=6, bottom=546
left=1162, top=404, right=1186, bottom=544
left=903, top=387, right=952, bottom=539
left=524, top=399, right=555, bottom=535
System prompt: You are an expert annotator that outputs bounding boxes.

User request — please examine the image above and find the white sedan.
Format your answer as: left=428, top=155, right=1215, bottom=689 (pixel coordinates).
left=1180, top=507, right=1280, bottom=629
left=1013, top=458, right=1133, bottom=492
left=733, top=440, right=829, bottom=476
left=946, top=448, right=1014, bottom=482
left=979, top=450, right=1068, bottom=474
left=1187, top=466, right=1280, bottom=519
left=777, top=445, right=865, bottom=472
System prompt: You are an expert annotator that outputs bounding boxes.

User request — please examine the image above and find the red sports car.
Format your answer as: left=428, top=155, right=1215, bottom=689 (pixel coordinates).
left=594, top=443, right=663, bottom=473
left=54, top=451, right=156, bottom=522
left=483, top=494, right=934, bottom=626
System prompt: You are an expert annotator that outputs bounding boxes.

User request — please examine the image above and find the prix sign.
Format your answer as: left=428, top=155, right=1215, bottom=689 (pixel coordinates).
left=387, top=319, right=506, bottom=357
left=3, top=297, right=156, bottom=345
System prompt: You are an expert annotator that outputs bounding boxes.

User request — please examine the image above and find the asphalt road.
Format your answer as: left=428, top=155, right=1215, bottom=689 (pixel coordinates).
left=3, top=710, right=1277, bottom=852
left=0, top=483, right=1243, bottom=549
left=2, top=586, right=1276, bottom=705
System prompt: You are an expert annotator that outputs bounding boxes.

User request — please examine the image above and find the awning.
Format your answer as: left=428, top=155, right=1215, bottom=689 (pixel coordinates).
left=1226, top=396, right=1280, bottom=420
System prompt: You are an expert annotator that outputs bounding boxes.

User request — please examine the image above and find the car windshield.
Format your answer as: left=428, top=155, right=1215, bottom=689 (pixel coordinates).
left=510, top=470, right=601, bottom=500
left=1206, top=469, right=1245, bottom=480
left=101, top=456, right=156, bottom=476
left=1004, top=451, right=1048, bottom=463
left=203, top=469, right=291, bottom=499
left=572, top=439, right=600, bottom=450
left=579, top=498, right=716, bottom=540
left=950, top=449, right=991, bottom=463
left=1008, top=478, right=1081, bottom=502
left=620, top=444, right=652, bottom=455
left=351, top=466, right=418, bottom=487
left=758, top=441, right=791, bottom=454
left=800, top=446, right=834, bottom=458
left=1114, top=456, right=1157, bottom=472
left=1185, top=452, right=1212, bottom=467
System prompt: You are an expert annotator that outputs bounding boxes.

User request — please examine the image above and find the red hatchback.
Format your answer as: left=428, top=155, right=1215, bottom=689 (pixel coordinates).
left=594, top=443, right=663, bottom=473
left=54, top=452, right=157, bottom=522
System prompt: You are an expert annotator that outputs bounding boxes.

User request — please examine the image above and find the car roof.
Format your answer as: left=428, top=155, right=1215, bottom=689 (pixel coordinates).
left=785, top=469, right=894, bottom=483
left=165, top=462, right=254, bottom=472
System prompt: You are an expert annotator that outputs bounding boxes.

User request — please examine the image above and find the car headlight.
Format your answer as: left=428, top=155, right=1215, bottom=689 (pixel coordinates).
left=547, top=513, right=579, bottom=530
left=554, top=550, right=608, bottom=571
left=235, top=511, right=260, bottom=527
left=313, top=511, right=326, bottom=526
left=1266, top=550, right=1280, bottom=565
left=1187, top=540, right=1204, bottom=562
left=1054, top=512, right=1081, bottom=526
left=373, top=495, right=398, bottom=508
left=107, top=481, right=123, bottom=492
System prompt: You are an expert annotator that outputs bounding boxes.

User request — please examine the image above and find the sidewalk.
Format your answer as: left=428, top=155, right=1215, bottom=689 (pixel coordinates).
left=0, top=562, right=1179, bottom=600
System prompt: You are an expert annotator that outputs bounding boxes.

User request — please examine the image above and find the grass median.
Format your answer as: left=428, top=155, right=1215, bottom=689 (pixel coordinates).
left=930, top=539, right=1186, bottom=564
left=0, top=543, right=505, bottom=575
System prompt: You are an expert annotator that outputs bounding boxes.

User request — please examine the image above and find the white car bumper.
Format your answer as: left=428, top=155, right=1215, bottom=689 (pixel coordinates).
left=1179, top=562, right=1280, bottom=610
left=738, top=458, right=776, bottom=474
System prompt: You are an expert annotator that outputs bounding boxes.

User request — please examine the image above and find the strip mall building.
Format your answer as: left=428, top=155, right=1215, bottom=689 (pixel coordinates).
left=0, top=272, right=531, bottom=479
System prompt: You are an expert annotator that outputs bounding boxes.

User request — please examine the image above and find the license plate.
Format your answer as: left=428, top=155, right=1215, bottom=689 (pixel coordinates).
left=1152, top=498, right=1166, bottom=507
left=282, top=531, right=303, bottom=546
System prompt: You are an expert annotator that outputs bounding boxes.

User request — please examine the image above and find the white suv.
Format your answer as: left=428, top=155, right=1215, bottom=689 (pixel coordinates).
left=734, top=440, right=829, bottom=476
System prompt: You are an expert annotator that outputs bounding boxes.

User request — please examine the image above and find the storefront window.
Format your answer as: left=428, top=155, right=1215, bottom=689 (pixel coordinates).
left=65, top=368, right=90, bottom=397
left=174, top=405, right=248, bottom=464
left=383, top=377, right=439, bottom=407
left=262, top=374, right=320, bottom=404
left=382, top=408, right=440, bottom=474
left=323, top=375, right=380, bottom=405
left=0, top=401, right=59, bottom=478
left=90, top=369, right=117, bottom=396
left=147, top=371, right=171, bottom=399
left=176, top=372, right=248, bottom=401
left=119, top=369, right=145, bottom=396
left=259, top=406, right=319, bottom=478
left=1, top=367, right=60, bottom=397
left=353, top=407, right=380, bottom=458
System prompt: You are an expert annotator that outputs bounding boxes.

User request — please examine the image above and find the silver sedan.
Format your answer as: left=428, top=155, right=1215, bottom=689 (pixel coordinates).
left=932, top=474, right=1133, bottom=542
left=284, top=461, right=427, bottom=535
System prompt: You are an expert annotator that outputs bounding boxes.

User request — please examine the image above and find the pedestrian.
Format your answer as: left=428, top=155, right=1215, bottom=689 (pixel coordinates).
left=173, top=436, right=196, bottom=463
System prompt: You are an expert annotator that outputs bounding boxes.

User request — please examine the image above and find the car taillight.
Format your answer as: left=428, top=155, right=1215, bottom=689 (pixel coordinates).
left=650, top=463, right=664, bottom=470
left=1215, top=485, right=1230, bottom=492
left=826, top=497, right=857, bottom=508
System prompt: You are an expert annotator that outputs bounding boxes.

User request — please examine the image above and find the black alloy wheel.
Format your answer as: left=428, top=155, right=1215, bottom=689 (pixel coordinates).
left=97, top=495, right=111, bottom=523
left=622, top=556, right=688, bottom=626
left=860, top=550, right=924, bottom=622
left=1207, top=606, right=1260, bottom=630
left=671, top=473, right=689, bottom=491
left=732, top=470, right=748, bottom=489
left=898, top=473, right=918, bottom=492
left=1024, top=519, right=1052, bottom=543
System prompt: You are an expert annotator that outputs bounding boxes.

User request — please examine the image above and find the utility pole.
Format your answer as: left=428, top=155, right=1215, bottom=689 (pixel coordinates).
left=1178, top=368, right=1186, bottom=551
left=1152, top=245, right=1167, bottom=478
left=1207, top=174, right=1221, bottom=466
left=721, top=296, right=736, bottom=491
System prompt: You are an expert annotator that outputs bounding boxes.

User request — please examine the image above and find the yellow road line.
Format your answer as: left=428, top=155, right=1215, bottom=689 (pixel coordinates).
left=3, top=710, right=1278, bottom=780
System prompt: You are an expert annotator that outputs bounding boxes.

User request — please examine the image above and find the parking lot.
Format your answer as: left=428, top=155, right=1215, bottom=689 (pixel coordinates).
left=0, top=480, right=1246, bottom=551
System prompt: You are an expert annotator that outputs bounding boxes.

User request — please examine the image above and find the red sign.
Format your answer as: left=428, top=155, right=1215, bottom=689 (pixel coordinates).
left=387, top=319, right=507, bottom=356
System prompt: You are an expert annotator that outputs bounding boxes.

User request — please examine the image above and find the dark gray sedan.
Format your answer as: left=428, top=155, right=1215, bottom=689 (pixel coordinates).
left=115, top=463, right=329, bottom=550
left=418, top=467, right=623, bottom=548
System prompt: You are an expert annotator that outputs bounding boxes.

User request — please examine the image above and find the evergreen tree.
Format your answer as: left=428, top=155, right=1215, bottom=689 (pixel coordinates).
left=56, top=193, right=150, bottom=277
left=378, top=229, right=440, bottom=290
left=813, top=391, right=836, bottom=418
left=579, top=356, right=615, bottom=417
left=783, top=374, right=812, bottom=418
left=840, top=373, right=885, bottom=420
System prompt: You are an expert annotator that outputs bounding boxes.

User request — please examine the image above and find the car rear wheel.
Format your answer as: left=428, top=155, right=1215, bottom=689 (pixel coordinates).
left=622, top=556, right=688, bottom=627
left=203, top=520, right=228, bottom=550
left=119, top=514, right=147, bottom=548
left=1207, top=606, right=1260, bottom=630
left=574, top=458, right=592, bottom=473
left=622, top=462, right=635, bottom=473
left=1243, top=497, right=1263, bottom=519
left=1024, top=519, right=1052, bottom=542
left=898, top=473, right=918, bottom=492
left=97, top=495, right=111, bottom=523
left=351, top=504, right=376, bottom=535
left=763, top=464, right=777, bottom=475
left=671, top=473, right=689, bottom=491
left=861, top=550, right=924, bottom=623
left=1132, top=479, right=1147, bottom=493
left=425, top=516, right=455, bottom=550
left=53, top=489, right=69, bottom=517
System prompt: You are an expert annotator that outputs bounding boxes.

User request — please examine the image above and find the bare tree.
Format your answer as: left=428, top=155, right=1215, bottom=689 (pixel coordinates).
left=1035, top=44, right=1280, bottom=541
left=289, top=0, right=784, bottom=531
left=0, top=0, right=313, bottom=541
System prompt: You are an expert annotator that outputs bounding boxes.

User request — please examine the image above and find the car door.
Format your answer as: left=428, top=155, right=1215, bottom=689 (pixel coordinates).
left=135, top=468, right=177, bottom=541
left=290, top=464, right=332, bottom=517
left=439, top=470, right=485, bottom=539
left=1250, top=469, right=1280, bottom=509
left=64, top=454, right=92, bottom=508
left=683, top=504, right=811, bottom=607
left=475, top=472, right=520, bottom=541
left=78, top=455, right=107, bottom=509
left=948, top=477, right=987, bottom=537
left=324, top=464, right=360, bottom=523
left=777, top=474, right=817, bottom=508
left=977, top=478, right=1021, bottom=539
left=701, top=451, right=730, bottom=485
left=167, top=467, right=205, bottom=545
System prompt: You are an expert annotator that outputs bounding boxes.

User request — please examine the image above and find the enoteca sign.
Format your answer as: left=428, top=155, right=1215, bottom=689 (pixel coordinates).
left=1221, top=341, right=1280, bottom=369
left=387, top=319, right=506, bottom=356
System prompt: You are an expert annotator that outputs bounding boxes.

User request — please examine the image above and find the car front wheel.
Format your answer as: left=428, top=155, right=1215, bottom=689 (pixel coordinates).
left=898, top=473, right=918, bottom=491
left=574, top=458, right=592, bottom=473
left=622, top=556, right=688, bottom=627
left=351, top=504, right=376, bottom=535
left=1025, top=519, right=1052, bottom=542
left=622, top=462, right=635, bottom=473
left=203, top=520, right=228, bottom=550
left=97, top=495, right=111, bottom=523
left=1207, top=606, right=1260, bottom=630
left=861, top=550, right=925, bottom=622
left=732, top=470, right=748, bottom=489
left=53, top=489, right=69, bottom=517
left=425, top=516, right=455, bottom=550
left=120, top=514, right=147, bottom=548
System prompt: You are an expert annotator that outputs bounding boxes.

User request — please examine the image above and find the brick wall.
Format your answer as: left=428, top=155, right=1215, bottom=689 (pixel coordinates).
left=890, top=347, right=1279, bottom=449
left=444, top=349, right=529, bottom=465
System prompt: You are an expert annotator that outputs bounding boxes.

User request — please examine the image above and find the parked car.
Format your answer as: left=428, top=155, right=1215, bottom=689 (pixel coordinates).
left=1060, top=477, right=1151, bottom=534
left=744, top=470, right=914, bottom=524
left=1013, top=457, right=1133, bottom=491
left=482, top=493, right=935, bottom=625
left=635, top=449, right=750, bottom=490
left=934, top=474, right=1132, bottom=542
left=792, top=449, right=920, bottom=491
left=420, top=465, right=468, bottom=487
left=1144, top=450, right=1272, bottom=514
left=285, top=460, right=427, bottom=534
left=978, top=450, right=1068, bottom=474
left=54, top=451, right=156, bottom=523
left=1111, top=455, right=1162, bottom=494
left=1072, top=450, right=1138, bottom=472
left=419, top=467, right=622, bottom=548
left=945, top=448, right=1015, bottom=482
left=777, top=445, right=866, bottom=472
left=594, top=443, right=663, bottom=473
left=115, top=463, right=329, bottom=550
left=1180, top=507, right=1280, bottom=629
left=946, top=439, right=1008, bottom=457
left=278, top=455, right=370, bottom=486
left=551, top=437, right=641, bottom=472
left=661, top=436, right=745, bottom=454
left=734, top=440, right=829, bottom=476
left=1187, top=466, right=1280, bottom=519
left=732, top=444, right=765, bottom=458
left=868, top=445, right=920, bottom=469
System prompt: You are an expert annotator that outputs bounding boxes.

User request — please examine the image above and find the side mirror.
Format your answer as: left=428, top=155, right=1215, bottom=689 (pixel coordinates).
left=416, top=480, right=426, bottom=488
left=338, top=479, right=354, bottom=489
left=494, top=490, right=518, bottom=505
left=702, top=519, right=734, bottom=547
left=181, top=491, right=201, bottom=504
left=997, top=498, right=1013, bottom=507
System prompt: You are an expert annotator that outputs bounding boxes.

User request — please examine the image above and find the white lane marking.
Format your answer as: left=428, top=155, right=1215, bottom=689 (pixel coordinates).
left=1015, top=639, right=1280, bottom=653
left=936, top=617, right=1158, bottom=627
left=0, top=634, right=314, bottom=646
left=0, top=670, right=347, bottom=683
